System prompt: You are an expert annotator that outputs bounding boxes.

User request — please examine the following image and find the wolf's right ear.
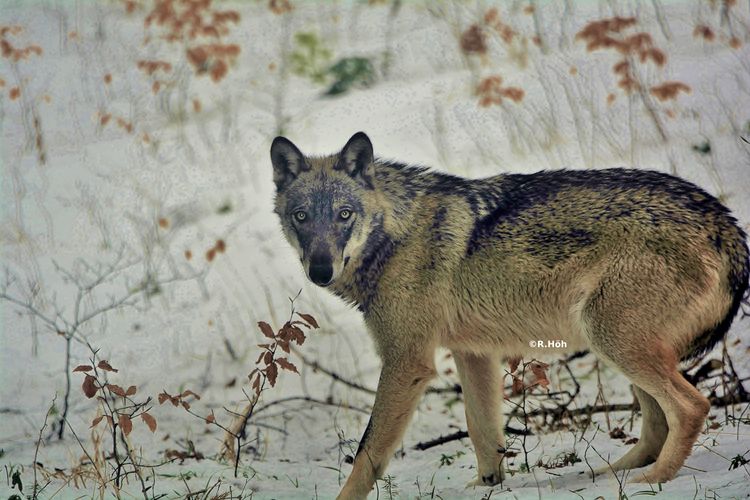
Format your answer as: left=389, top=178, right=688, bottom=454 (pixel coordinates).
left=270, top=136, right=309, bottom=190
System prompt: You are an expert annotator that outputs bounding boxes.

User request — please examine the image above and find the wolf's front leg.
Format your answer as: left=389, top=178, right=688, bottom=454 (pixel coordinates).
left=337, top=353, right=436, bottom=500
left=453, top=351, right=505, bottom=486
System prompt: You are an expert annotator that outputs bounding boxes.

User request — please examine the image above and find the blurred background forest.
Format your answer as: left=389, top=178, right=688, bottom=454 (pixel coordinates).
left=1, top=0, right=750, bottom=498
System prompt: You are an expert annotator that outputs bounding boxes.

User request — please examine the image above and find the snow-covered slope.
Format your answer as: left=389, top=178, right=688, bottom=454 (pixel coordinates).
left=1, top=1, right=749, bottom=498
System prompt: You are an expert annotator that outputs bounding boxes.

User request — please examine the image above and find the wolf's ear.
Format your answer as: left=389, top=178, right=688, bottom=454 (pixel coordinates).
left=270, top=136, right=309, bottom=190
left=335, top=132, right=374, bottom=189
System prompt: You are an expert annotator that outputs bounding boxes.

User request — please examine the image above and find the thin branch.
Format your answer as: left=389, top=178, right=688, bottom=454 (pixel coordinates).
left=252, top=395, right=370, bottom=416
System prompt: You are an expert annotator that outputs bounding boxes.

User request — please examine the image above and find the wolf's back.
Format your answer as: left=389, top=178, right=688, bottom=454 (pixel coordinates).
left=462, top=168, right=749, bottom=358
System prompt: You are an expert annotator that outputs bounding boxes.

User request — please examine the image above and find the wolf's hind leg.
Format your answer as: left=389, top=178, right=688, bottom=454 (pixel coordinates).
left=628, top=369, right=709, bottom=483
left=453, top=351, right=505, bottom=486
left=588, top=336, right=708, bottom=483
left=592, top=385, right=668, bottom=476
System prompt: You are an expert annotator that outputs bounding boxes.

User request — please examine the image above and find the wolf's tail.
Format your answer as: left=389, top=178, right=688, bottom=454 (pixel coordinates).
left=683, top=224, right=749, bottom=360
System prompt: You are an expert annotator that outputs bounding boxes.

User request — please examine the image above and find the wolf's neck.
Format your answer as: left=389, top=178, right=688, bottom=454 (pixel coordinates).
left=331, top=166, right=418, bottom=312
left=331, top=212, right=399, bottom=314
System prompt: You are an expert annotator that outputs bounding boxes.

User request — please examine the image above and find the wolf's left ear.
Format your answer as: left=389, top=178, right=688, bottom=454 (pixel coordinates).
left=335, top=132, right=374, bottom=189
left=270, top=136, right=309, bottom=190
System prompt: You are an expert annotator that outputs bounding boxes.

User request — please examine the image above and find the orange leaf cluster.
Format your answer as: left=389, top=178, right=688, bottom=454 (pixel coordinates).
left=649, top=81, right=691, bottom=102
left=158, top=389, right=200, bottom=411
left=98, top=112, right=134, bottom=134
left=460, top=24, right=487, bottom=56
left=106, top=384, right=137, bottom=398
left=205, top=238, right=226, bottom=262
left=693, top=25, right=715, bottom=42
left=576, top=16, right=670, bottom=94
left=142, top=0, right=241, bottom=83
left=249, top=314, right=318, bottom=394
left=1, top=25, right=43, bottom=63
left=576, top=16, right=636, bottom=47
left=483, top=8, right=516, bottom=44
left=145, top=0, right=240, bottom=42
left=0, top=26, right=23, bottom=37
left=476, top=74, right=525, bottom=107
left=508, top=360, right=550, bottom=395
left=269, top=0, right=293, bottom=14
left=577, top=17, right=666, bottom=65
left=186, top=43, right=240, bottom=82
left=121, top=0, right=141, bottom=14
left=137, top=59, right=172, bottom=75
left=116, top=117, right=133, bottom=133
left=77, top=358, right=156, bottom=437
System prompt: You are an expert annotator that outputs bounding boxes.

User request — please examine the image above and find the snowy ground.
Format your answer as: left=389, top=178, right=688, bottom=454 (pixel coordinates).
left=1, top=1, right=750, bottom=498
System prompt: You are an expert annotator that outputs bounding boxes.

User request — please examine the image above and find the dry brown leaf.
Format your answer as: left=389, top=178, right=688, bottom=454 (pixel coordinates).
left=297, top=313, right=319, bottom=328
left=82, top=375, right=98, bottom=398
left=529, top=361, right=550, bottom=388
left=141, top=412, right=157, bottom=432
left=107, top=384, right=127, bottom=397
left=181, top=389, right=200, bottom=400
left=258, top=321, right=275, bottom=339
left=276, top=357, right=298, bottom=373
left=266, top=362, right=278, bottom=387
left=508, top=357, right=521, bottom=373
left=118, top=414, right=133, bottom=436
left=98, top=360, right=118, bottom=372
left=278, top=339, right=290, bottom=353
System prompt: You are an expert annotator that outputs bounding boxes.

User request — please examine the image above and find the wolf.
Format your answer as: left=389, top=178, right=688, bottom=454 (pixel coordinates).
left=270, top=132, right=749, bottom=499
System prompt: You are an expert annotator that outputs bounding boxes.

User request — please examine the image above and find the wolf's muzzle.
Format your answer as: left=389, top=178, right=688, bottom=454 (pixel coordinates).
left=309, top=254, right=334, bottom=286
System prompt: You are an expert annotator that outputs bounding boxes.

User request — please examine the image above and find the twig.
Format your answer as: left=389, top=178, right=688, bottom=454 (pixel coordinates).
left=32, top=395, right=56, bottom=499
left=293, top=348, right=461, bottom=396
left=412, top=430, right=468, bottom=451
left=252, top=395, right=370, bottom=416
left=64, top=419, right=112, bottom=498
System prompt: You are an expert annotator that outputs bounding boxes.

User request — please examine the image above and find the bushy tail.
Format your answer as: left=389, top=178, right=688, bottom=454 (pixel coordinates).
left=683, top=227, right=749, bottom=360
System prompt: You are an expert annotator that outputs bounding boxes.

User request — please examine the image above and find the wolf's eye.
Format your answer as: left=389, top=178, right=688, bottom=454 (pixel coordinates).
left=339, top=209, right=352, bottom=220
left=293, top=211, right=307, bottom=222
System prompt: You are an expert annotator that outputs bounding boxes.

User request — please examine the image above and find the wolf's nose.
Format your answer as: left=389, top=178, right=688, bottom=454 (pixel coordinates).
left=309, top=261, right=333, bottom=286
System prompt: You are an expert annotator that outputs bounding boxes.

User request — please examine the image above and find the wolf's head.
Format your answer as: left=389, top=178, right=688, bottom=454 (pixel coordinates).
left=271, top=132, right=376, bottom=287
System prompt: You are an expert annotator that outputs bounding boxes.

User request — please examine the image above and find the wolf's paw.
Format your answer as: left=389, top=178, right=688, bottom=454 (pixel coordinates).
left=628, top=469, right=672, bottom=484
left=590, top=465, right=614, bottom=478
left=466, top=470, right=505, bottom=487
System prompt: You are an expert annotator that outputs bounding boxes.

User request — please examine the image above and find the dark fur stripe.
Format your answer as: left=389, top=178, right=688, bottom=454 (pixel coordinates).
left=355, top=418, right=373, bottom=457
left=351, top=217, right=398, bottom=313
